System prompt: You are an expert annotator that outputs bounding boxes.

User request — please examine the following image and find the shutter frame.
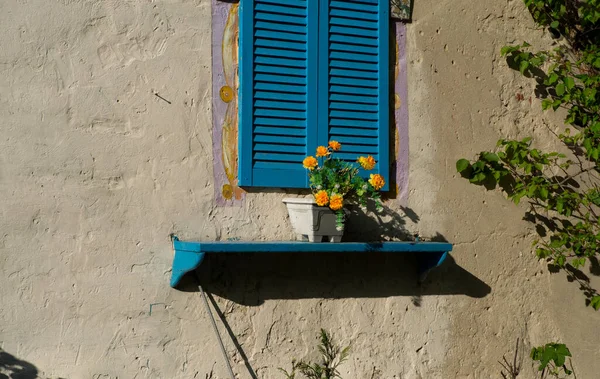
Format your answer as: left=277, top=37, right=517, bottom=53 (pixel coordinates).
left=239, top=0, right=254, bottom=186
left=319, top=0, right=390, bottom=191
left=377, top=0, right=390, bottom=191
left=239, top=0, right=317, bottom=188
left=239, top=0, right=389, bottom=190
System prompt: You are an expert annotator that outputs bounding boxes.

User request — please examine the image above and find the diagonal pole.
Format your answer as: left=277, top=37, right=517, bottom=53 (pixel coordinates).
left=197, top=275, right=236, bottom=379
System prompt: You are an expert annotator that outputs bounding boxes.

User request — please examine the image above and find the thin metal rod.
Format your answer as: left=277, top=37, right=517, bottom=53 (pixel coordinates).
left=198, top=282, right=236, bottom=379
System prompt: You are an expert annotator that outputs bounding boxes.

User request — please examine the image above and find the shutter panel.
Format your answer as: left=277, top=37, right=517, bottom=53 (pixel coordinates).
left=319, top=0, right=390, bottom=190
left=239, top=0, right=318, bottom=188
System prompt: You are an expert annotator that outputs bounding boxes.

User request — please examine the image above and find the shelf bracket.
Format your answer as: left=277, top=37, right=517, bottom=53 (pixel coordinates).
left=170, top=237, right=206, bottom=288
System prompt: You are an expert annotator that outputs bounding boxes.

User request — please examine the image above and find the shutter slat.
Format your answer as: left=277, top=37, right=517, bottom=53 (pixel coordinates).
left=256, top=0, right=307, bottom=6
left=329, top=93, right=378, bottom=104
left=329, top=76, right=378, bottom=88
left=330, top=1, right=377, bottom=13
left=329, top=25, right=377, bottom=38
left=330, top=33, right=377, bottom=47
left=255, top=55, right=306, bottom=68
left=255, top=64, right=306, bottom=76
left=329, top=68, right=378, bottom=79
left=255, top=47, right=306, bottom=59
left=329, top=127, right=377, bottom=137
left=255, top=3, right=306, bottom=16
left=255, top=73, right=306, bottom=85
left=255, top=30, right=306, bottom=43
left=330, top=110, right=378, bottom=121
left=254, top=117, right=306, bottom=127
left=348, top=0, right=379, bottom=4
left=255, top=21, right=306, bottom=34
left=329, top=59, right=378, bottom=71
left=329, top=17, right=378, bottom=30
left=255, top=12, right=307, bottom=26
left=254, top=91, right=306, bottom=102
left=330, top=51, right=378, bottom=63
left=255, top=99, right=306, bottom=111
left=255, top=38, right=306, bottom=52
left=329, top=8, right=378, bottom=20
left=330, top=119, right=378, bottom=129
left=255, top=126, right=306, bottom=137
left=330, top=43, right=378, bottom=55
left=255, top=108, right=306, bottom=119
left=254, top=161, right=303, bottom=170
left=254, top=152, right=305, bottom=162
left=329, top=101, right=378, bottom=112
left=329, top=85, right=378, bottom=96
left=255, top=82, right=306, bottom=93
left=254, top=143, right=306, bottom=154
left=254, top=134, right=306, bottom=145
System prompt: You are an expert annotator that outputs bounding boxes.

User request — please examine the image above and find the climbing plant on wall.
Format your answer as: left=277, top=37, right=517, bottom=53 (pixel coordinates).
left=457, top=0, right=600, bottom=311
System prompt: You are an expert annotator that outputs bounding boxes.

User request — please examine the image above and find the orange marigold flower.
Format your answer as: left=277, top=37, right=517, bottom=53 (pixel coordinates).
left=369, top=174, right=385, bottom=190
left=358, top=155, right=376, bottom=170
left=316, top=146, right=329, bottom=157
left=329, top=194, right=344, bottom=211
left=328, top=140, right=341, bottom=151
left=314, top=190, right=329, bottom=206
left=303, top=156, right=318, bottom=170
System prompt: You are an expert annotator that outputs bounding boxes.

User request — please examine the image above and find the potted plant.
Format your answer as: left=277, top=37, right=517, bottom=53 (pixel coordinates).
left=283, top=141, right=386, bottom=242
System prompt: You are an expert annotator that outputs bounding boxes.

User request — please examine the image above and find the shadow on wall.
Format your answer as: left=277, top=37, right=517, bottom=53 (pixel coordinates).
left=177, top=206, right=490, bottom=306
left=0, top=350, right=38, bottom=379
left=0, top=350, right=62, bottom=379
left=180, top=253, right=490, bottom=306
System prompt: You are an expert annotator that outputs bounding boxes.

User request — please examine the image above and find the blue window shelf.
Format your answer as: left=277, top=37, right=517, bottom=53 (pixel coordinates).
left=170, top=237, right=453, bottom=288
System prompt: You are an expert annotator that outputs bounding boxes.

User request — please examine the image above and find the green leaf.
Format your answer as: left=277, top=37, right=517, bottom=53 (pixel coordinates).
left=591, top=296, right=600, bottom=310
left=542, top=99, right=553, bottom=110
left=482, top=152, right=499, bottom=162
left=565, top=76, right=575, bottom=90
left=550, top=20, right=559, bottom=28
left=519, top=60, right=530, bottom=75
left=456, top=159, right=471, bottom=173
left=501, top=45, right=517, bottom=56
left=469, top=172, right=486, bottom=183
left=556, top=83, right=565, bottom=96
left=556, top=344, right=571, bottom=358
left=547, top=73, right=559, bottom=85
left=552, top=99, right=562, bottom=110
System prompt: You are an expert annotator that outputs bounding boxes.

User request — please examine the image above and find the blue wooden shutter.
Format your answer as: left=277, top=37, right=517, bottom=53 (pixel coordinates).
left=239, top=0, right=318, bottom=188
left=318, top=0, right=390, bottom=190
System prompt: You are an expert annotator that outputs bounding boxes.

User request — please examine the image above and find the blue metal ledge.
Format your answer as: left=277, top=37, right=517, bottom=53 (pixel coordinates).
left=170, top=237, right=453, bottom=288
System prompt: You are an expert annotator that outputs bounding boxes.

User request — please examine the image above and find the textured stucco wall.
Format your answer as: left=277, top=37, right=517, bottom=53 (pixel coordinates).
left=1, top=1, right=599, bottom=378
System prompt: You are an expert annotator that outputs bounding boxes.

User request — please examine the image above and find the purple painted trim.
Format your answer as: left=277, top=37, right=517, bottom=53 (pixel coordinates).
left=395, top=23, right=409, bottom=205
left=212, top=1, right=243, bottom=206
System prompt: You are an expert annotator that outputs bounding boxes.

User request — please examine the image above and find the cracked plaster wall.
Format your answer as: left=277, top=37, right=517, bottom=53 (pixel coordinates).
left=0, top=0, right=599, bottom=378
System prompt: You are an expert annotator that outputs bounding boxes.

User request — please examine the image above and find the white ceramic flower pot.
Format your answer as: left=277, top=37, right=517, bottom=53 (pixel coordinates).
left=282, top=197, right=343, bottom=242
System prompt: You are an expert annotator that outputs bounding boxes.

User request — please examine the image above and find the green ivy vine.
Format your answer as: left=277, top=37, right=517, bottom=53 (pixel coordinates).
left=457, top=0, right=600, bottom=313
